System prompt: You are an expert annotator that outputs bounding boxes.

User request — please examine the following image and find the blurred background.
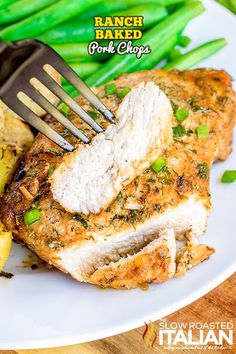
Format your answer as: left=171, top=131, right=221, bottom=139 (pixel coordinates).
left=0, top=0, right=234, bottom=96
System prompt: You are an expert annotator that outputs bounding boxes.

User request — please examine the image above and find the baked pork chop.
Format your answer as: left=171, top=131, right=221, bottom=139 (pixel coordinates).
left=51, top=82, right=173, bottom=214
left=1, top=69, right=235, bottom=289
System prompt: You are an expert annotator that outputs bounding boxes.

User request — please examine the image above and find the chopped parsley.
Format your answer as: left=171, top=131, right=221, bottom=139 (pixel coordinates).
left=47, top=148, right=64, bottom=157
left=88, top=110, right=101, bottom=120
left=73, top=215, right=88, bottom=228
left=15, top=216, right=21, bottom=226
left=117, top=192, right=123, bottom=203
left=148, top=178, right=156, bottom=183
left=128, top=209, right=144, bottom=223
left=155, top=204, right=161, bottom=212
left=197, top=163, right=209, bottom=179
left=173, top=125, right=186, bottom=138
left=171, top=101, right=179, bottom=112
left=60, top=129, right=70, bottom=138
left=157, top=167, right=172, bottom=185
left=47, top=165, right=54, bottom=176
left=188, top=98, right=208, bottom=113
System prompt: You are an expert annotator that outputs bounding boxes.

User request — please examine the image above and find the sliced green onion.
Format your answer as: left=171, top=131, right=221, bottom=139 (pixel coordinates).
left=152, top=157, right=167, bottom=173
left=104, top=83, right=117, bottom=96
left=88, top=110, right=101, bottom=120
left=163, top=38, right=227, bottom=71
left=221, top=170, right=236, bottom=183
left=196, top=125, right=209, bottom=138
left=117, top=191, right=123, bottom=202
left=173, top=125, right=186, bottom=138
left=24, top=209, right=41, bottom=226
left=117, top=87, right=131, bottom=99
left=179, top=35, right=191, bottom=48
left=58, top=102, right=70, bottom=116
left=175, top=108, right=189, bottom=122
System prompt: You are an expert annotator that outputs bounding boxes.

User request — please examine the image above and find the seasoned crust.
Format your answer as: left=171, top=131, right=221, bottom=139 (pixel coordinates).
left=50, top=82, right=173, bottom=214
left=88, top=229, right=176, bottom=289
left=0, top=68, right=235, bottom=288
left=175, top=242, right=215, bottom=277
left=88, top=240, right=215, bottom=288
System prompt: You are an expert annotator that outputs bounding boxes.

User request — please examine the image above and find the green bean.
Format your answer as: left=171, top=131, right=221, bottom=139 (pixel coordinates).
left=0, top=0, right=18, bottom=10
left=66, top=57, right=95, bottom=63
left=62, top=83, right=76, bottom=95
left=70, top=62, right=101, bottom=77
left=39, top=4, right=168, bottom=44
left=163, top=38, right=227, bottom=70
left=84, top=1, right=205, bottom=88
left=136, top=34, right=179, bottom=71
left=52, top=43, right=109, bottom=62
left=62, top=62, right=101, bottom=85
left=216, top=0, right=236, bottom=14
left=78, top=0, right=186, bottom=20
left=0, top=0, right=101, bottom=41
left=0, top=0, right=57, bottom=25
left=52, top=43, right=88, bottom=60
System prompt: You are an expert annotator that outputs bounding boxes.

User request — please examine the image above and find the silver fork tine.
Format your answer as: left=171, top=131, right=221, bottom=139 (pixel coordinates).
left=35, top=71, right=104, bottom=133
left=50, top=58, right=115, bottom=123
left=10, top=98, right=74, bottom=152
left=22, top=85, right=90, bottom=144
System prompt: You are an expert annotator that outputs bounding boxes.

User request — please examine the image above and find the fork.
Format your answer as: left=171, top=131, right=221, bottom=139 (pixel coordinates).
left=0, top=39, right=115, bottom=152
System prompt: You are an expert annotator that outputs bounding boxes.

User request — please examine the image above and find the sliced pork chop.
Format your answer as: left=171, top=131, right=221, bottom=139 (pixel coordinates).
left=51, top=82, right=173, bottom=214
left=88, top=228, right=176, bottom=289
left=175, top=242, right=215, bottom=277
left=87, top=236, right=215, bottom=289
left=57, top=194, right=207, bottom=282
left=1, top=68, right=235, bottom=288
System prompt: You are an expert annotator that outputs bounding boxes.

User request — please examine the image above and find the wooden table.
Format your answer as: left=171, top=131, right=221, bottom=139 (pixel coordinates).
left=1, top=273, right=235, bottom=354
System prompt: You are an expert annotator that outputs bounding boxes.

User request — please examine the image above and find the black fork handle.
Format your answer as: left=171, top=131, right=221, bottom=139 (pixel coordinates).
left=0, top=40, right=8, bottom=54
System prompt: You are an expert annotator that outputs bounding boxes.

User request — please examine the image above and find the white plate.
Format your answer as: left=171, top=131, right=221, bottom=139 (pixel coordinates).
left=0, top=0, right=236, bottom=349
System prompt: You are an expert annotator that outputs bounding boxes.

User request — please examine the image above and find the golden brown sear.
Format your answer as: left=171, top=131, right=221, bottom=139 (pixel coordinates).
left=0, top=68, right=235, bottom=288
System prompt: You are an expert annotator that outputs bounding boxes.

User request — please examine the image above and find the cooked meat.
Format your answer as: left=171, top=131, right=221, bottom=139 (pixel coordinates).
left=51, top=82, right=173, bottom=214
left=88, top=228, right=176, bottom=289
left=175, top=242, right=215, bottom=277
left=1, top=68, right=235, bottom=288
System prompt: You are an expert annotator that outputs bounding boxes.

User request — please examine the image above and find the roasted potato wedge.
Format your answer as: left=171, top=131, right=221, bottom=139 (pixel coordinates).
left=0, top=144, right=18, bottom=271
left=0, top=221, right=12, bottom=272
left=0, top=113, right=34, bottom=150
left=0, top=102, right=34, bottom=270
left=0, top=145, right=22, bottom=195
left=0, top=68, right=60, bottom=270
left=0, top=98, right=35, bottom=195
